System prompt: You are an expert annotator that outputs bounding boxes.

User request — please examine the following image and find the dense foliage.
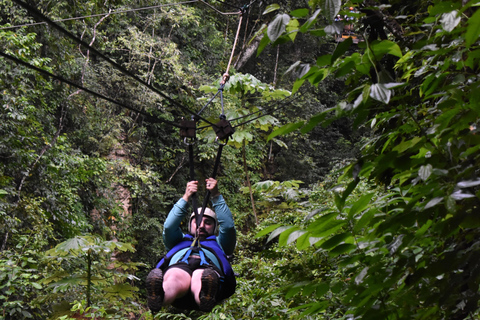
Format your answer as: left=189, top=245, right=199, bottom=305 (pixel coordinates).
left=260, top=0, right=480, bottom=319
left=1, top=0, right=479, bottom=319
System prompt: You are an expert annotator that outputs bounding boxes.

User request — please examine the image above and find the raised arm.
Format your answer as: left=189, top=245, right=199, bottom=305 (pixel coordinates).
left=162, top=181, right=198, bottom=250
left=207, top=178, right=236, bottom=255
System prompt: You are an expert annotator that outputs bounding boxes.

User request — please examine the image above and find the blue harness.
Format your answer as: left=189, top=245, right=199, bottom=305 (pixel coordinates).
left=155, top=234, right=235, bottom=280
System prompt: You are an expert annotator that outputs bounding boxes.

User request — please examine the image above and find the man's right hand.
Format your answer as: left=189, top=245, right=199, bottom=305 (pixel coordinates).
left=182, top=180, right=198, bottom=202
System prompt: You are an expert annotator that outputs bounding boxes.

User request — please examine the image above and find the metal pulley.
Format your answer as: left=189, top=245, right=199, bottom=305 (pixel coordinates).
left=213, top=115, right=234, bottom=141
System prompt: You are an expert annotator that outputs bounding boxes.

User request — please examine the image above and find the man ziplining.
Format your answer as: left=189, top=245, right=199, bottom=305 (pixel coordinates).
left=146, top=178, right=236, bottom=312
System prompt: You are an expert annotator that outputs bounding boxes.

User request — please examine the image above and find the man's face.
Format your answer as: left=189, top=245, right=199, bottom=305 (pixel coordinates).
left=190, top=216, right=216, bottom=237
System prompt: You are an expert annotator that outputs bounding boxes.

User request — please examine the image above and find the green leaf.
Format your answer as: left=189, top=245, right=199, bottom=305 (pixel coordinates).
left=267, top=121, right=304, bottom=141
left=52, top=236, right=94, bottom=256
left=441, top=11, right=460, bottom=32
left=268, top=14, right=290, bottom=42
left=392, top=137, right=423, bottom=153
left=418, top=164, right=433, bottom=181
left=424, top=197, right=443, bottom=209
left=263, top=4, right=280, bottom=15
left=331, top=37, right=353, bottom=64
left=370, top=40, right=403, bottom=58
left=255, top=224, right=282, bottom=238
left=316, top=54, right=332, bottom=67
left=104, top=283, right=138, bottom=300
left=315, top=282, right=330, bottom=298
left=319, top=0, right=341, bottom=21
left=369, top=83, right=392, bottom=104
left=256, top=33, right=271, bottom=56
left=286, top=230, right=308, bottom=245
left=296, top=231, right=313, bottom=250
left=300, top=9, right=321, bottom=33
left=354, top=208, right=376, bottom=233
left=278, top=227, right=300, bottom=246
left=429, top=1, right=460, bottom=15
left=300, top=109, right=331, bottom=133
left=290, top=8, right=309, bottom=18
left=267, top=226, right=295, bottom=243
left=348, top=193, right=374, bottom=219
left=320, top=232, right=352, bottom=250
left=329, top=243, right=356, bottom=257
left=466, top=8, right=480, bottom=47
left=292, top=78, right=306, bottom=93
left=457, top=179, right=480, bottom=188
left=31, top=282, right=42, bottom=289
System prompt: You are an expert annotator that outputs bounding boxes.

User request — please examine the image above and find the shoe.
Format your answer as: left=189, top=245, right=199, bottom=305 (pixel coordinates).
left=199, top=268, right=218, bottom=312
left=146, top=268, right=164, bottom=313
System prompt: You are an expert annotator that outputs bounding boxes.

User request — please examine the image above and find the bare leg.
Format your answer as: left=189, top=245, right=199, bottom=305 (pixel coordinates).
left=191, top=268, right=219, bottom=310
left=191, top=269, right=204, bottom=305
left=163, top=268, right=191, bottom=305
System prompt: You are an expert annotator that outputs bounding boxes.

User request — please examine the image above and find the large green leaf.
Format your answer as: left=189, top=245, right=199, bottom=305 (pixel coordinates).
left=255, top=223, right=282, bottom=238
left=331, top=37, right=353, bottom=64
left=465, top=7, right=480, bottom=47
left=104, top=283, right=138, bottom=300
left=441, top=11, right=461, bottom=32
left=369, top=40, right=403, bottom=59
left=319, top=0, right=341, bottom=21
left=267, top=226, right=295, bottom=243
left=348, top=193, right=374, bottom=219
left=369, top=83, right=391, bottom=104
left=267, top=121, right=304, bottom=141
left=299, top=9, right=321, bottom=33
left=268, top=14, right=290, bottom=42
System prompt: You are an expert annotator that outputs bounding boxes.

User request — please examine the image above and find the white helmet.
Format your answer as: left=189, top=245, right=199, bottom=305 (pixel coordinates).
left=188, top=207, right=218, bottom=235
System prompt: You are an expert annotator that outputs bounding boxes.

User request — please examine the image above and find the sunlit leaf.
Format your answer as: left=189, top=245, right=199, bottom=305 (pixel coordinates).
left=355, top=267, right=369, bottom=285
left=255, top=223, right=282, bottom=238
left=450, top=190, right=475, bottom=200
left=418, top=164, right=433, bottom=181
left=267, top=226, right=294, bottom=243
left=424, top=197, right=443, bottom=209
left=457, top=179, right=480, bottom=188
left=268, top=14, right=290, bottom=42
left=263, top=4, right=280, bottom=15
left=370, top=40, right=403, bottom=58
left=369, top=83, right=391, bottom=104
left=441, top=11, right=460, bottom=32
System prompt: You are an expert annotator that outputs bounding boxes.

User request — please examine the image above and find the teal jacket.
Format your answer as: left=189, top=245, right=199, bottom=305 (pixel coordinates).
left=162, top=195, right=236, bottom=270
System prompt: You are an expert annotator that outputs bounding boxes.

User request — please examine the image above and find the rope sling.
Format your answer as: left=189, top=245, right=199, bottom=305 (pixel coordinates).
left=179, top=5, right=247, bottom=241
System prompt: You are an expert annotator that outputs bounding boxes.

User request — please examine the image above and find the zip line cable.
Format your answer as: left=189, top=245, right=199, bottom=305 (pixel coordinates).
left=0, top=1, right=199, bottom=30
left=11, top=0, right=217, bottom=128
left=198, top=0, right=241, bottom=15
left=8, top=0, right=290, bottom=132
left=232, top=96, right=299, bottom=128
left=0, top=50, right=182, bottom=128
left=194, top=94, right=298, bottom=131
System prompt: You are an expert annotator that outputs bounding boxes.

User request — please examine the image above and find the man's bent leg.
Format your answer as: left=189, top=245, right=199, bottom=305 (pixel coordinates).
left=191, top=268, right=219, bottom=311
left=163, top=267, right=191, bottom=305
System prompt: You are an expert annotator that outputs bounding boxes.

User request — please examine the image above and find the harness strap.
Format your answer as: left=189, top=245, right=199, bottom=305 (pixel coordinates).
left=196, top=142, right=225, bottom=229
left=179, top=247, right=209, bottom=266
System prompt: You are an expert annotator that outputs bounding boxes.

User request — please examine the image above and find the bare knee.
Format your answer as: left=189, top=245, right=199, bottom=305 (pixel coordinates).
left=191, top=269, right=204, bottom=305
left=163, top=268, right=191, bottom=305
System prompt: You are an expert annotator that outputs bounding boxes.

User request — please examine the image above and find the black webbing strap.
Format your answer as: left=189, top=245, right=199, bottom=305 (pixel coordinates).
left=196, top=142, right=225, bottom=230
left=188, top=143, right=199, bottom=220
